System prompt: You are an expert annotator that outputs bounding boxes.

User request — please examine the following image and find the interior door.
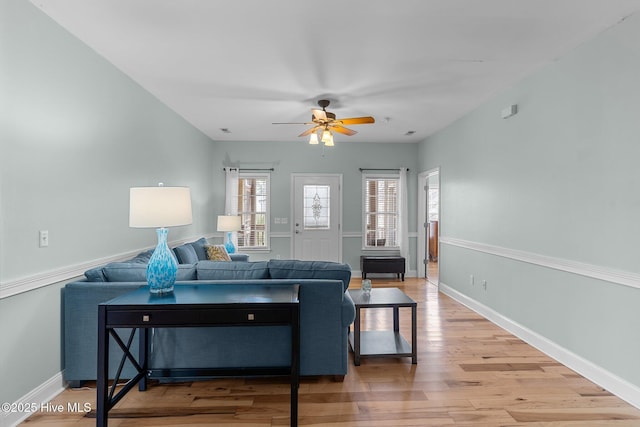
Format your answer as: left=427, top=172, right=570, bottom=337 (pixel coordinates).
left=292, top=174, right=342, bottom=262
left=417, top=168, right=440, bottom=285
left=426, top=171, right=440, bottom=286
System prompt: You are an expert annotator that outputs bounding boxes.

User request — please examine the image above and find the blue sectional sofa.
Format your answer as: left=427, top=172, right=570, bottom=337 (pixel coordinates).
left=63, top=239, right=355, bottom=387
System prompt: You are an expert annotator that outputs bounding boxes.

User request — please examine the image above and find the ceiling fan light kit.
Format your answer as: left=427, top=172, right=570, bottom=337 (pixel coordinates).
left=321, top=129, right=334, bottom=146
left=273, top=99, right=375, bottom=147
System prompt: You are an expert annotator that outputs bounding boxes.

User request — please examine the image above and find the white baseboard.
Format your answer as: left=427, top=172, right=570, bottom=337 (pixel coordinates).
left=439, top=282, right=640, bottom=409
left=1, top=372, right=66, bottom=427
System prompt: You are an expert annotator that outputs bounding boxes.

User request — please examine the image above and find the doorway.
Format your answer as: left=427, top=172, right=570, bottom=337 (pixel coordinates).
left=417, top=168, right=440, bottom=285
left=291, top=174, right=342, bottom=262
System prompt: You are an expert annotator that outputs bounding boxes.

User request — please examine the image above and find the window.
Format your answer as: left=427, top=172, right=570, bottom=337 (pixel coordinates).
left=363, top=174, right=399, bottom=248
left=236, top=174, right=269, bottom=249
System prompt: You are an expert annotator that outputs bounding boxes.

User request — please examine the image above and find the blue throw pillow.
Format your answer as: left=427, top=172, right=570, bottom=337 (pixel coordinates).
left=130, top=250, right=154, bottom=263
left=174, top=244, right=199, bottom=264
left=189, top=238, right=209, bottom=261
left=84, top=266, right=107, bottom=281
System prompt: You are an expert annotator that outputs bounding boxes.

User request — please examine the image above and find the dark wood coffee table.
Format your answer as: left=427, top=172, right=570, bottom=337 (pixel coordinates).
left=348, top=287, right=417, bottom=365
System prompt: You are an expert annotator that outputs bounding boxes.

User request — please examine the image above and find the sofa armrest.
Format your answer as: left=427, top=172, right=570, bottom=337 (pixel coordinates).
left=63, top=281, right=146, bottom=383
left=342, top=290, right=356, bottom=328
left=230, top=253, right=249, bottom=262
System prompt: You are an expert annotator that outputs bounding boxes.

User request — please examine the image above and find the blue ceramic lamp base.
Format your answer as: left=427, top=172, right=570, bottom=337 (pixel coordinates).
left=224, top=231, right=236, bottom=254
left=147, top=228, right=178, bottom=294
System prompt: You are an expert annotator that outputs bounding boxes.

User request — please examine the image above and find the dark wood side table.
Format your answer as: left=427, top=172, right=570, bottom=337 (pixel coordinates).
left=96, top=284, right=300, bottom=427
left=348, top=287, right=417, bottom=365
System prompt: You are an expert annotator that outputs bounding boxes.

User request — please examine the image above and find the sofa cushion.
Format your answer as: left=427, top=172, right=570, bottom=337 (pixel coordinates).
left=267, top=259, right=352, bottom=291
left=174, top=244, right=199, bottom=264
left=196, top=261, right=270, bottom=280
left=103, top=263, right=197, bottom=282
left=205, top=244, right=231, bottom=261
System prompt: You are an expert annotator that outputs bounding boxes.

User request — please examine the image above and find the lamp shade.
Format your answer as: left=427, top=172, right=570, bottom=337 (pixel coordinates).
left=129, top=187, right=193, bottom=228
left=217, top=215, right=241, bottom=232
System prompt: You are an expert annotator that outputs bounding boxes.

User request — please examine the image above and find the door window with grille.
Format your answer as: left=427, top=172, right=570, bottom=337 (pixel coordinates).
left=303, top=184, right=330, bottom=229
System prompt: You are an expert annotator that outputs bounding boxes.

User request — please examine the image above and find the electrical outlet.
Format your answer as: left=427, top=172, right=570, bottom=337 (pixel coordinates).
left=482, top=280, right=487, bottom=290
left=39, top=230, right=49, bottom=247
left=470, top=274, right=474, bottom=285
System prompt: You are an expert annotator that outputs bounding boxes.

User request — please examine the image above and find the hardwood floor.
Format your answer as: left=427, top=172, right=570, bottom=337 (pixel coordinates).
left=427, top=259, right=438, bottom=284
left=22, top=278, right=640, bottom=426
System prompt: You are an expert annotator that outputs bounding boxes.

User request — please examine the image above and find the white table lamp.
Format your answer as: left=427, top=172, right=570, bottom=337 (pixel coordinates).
left=217, top=215, right=241, bottom=254
left=130, top=185, right=192, bottom=294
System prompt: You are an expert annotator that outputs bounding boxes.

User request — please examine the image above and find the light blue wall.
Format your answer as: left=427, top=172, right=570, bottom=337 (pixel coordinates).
left=1, top=0, right=216, bottom=403
left=419, top=13, right=640, bottom=389
left=0, top=0, right=420, bottom=405
left=212, top=141, right=419, bottom=270
left=5, top=0, right=639, bottom=408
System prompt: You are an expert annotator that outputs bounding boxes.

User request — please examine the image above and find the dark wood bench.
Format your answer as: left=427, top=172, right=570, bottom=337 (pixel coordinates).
left=360, top=256, right=406, bottom=281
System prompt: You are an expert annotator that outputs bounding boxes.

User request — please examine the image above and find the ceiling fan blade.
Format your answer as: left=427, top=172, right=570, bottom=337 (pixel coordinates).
left=331, top=125, right=357, bottom=136
left=298, top=126, right=321, bottom=137
left=312, top=109, right=327, bottom=122
left=337, top=116, right=375, bottom=125
left=272, top=122, right=316, bottom=125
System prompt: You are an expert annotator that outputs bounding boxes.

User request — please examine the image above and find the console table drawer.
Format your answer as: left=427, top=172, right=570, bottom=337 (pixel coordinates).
left=106, top=307, right=293, bottom=327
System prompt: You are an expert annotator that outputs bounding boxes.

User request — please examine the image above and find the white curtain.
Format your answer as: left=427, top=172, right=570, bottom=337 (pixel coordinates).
left=398, top=167, right=409, bottom=271
left=224, top=168, right=239, bottom=215
left=224, top=168, right=239, bottom=247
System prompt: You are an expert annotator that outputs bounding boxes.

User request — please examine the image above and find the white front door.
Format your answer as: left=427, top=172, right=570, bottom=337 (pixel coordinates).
left=292, top=174, right=342, bottom=262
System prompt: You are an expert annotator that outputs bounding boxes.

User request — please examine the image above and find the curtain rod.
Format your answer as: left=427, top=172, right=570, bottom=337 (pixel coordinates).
left=359, top=168, right=409, bottom=172
left=224, top=167, right=274, bottom=172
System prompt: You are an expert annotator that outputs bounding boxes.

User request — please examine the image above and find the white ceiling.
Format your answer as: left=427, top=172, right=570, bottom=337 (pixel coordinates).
left=31, top=0, right=640, bottom=144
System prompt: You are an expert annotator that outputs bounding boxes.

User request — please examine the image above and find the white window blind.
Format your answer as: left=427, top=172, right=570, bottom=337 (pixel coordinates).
left=363, top=174, right=399, bottom=248
left=236, top=174, right=269, bottom=249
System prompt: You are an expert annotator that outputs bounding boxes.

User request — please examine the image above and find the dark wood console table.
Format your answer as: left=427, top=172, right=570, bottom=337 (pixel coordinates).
left=96, top=284, right=300, bottom=427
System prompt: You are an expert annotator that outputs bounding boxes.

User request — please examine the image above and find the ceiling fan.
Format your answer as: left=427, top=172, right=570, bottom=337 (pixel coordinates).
left=273, top=99, right=375, bottom=146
